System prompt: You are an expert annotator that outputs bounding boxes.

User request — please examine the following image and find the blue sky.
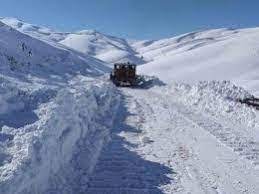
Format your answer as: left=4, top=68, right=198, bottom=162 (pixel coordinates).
left=1, top=0, right=259, bottom=39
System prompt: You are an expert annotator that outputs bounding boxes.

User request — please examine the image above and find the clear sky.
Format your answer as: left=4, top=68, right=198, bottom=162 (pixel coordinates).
left=1, top=0, right=259, bottom=39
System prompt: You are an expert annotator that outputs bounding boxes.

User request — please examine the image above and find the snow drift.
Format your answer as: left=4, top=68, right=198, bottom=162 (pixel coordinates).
left=163, top=81, right=259, bottom=129
left=0, top=77, right=121, bottom=194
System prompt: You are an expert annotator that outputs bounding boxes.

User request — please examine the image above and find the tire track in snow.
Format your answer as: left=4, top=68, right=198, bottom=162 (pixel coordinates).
left=84, top=93, right=173, bottom=194
left=123, top=89, right=217, bottom=193
left=164, top=92, right=259, bottom=194
left=122, top=88, right=259, bottom=194
left=169, top=98, right=259, bottom=167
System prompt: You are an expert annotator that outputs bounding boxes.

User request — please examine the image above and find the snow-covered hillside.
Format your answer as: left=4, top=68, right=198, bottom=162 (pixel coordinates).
left=0, top=17, right=68, bottom=42
left=0, top=21, right=116, bottom=194
left=1, top=17, right=259, bottom=194
left=0, top=17, right=145, bottom=65
left=0, top=20, right=109, bottom=80
left=3, top=17, right=259, bottom=95
left=60, top=30, right=145, bottom=65
left=137, top=28, right=259, bottom=95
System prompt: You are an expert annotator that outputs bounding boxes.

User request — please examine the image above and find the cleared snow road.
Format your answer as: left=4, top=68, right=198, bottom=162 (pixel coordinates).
left=86, top=88, right=259, bottom=194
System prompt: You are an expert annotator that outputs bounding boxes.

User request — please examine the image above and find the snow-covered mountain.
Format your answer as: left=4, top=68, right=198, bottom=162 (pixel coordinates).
left=0, top=20, right=109, bottom=81
left=1, top=17, right=259, bottom=194
left=3, top=17, right=259, bottom=95
left=60, top=30, right=145, bottom=65
left=137, top=28, right=259, bottom=95
left=0, top=17, right=145, bottom=65
left=0, top=17, right=68, bottom=42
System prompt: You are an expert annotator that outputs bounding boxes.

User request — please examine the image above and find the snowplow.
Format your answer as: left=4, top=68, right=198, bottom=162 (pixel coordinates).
left=110, top=63, right=137, bottom=87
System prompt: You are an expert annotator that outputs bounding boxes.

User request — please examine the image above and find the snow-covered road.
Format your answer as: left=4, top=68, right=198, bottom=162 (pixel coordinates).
left=86, top=87, right=259, bottom=194
left=2, top=16, right=259, bottom=194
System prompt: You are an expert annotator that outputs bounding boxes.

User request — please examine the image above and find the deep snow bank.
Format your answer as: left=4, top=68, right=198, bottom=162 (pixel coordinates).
left=163, top=81, right=259, bottom=129
left=0, top=76, right=121, bottom=194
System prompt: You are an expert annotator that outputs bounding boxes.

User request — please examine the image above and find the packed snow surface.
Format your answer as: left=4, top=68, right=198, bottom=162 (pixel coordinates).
left=113, top=84, right=259, bottom=193
left=1, top=17, right=259, bottom=194
left=83, top=81, right=259, bottom=193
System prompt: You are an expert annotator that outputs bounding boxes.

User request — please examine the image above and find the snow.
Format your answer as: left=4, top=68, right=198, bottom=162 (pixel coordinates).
left=165, top=81, right=258, bottom=128
left=5, top=17, right=259, bottom=96
left=0, top=17, right=68, bottom=42
left=0, top=17, right=145, bottom=65
left=3, top=17, right=259, bottom=96
left=60, top=31, right=145, bottom=65
left=1, top=17, right=259, bottom=194
left=0, top=77, right=121, bottom=194
left=137, top=28, right=259, bottom=95
left=116, top=85, right=259, bottom=193
left=0, top=21, right=109, bottom=80
left=0, top=21, right=118, bottom=193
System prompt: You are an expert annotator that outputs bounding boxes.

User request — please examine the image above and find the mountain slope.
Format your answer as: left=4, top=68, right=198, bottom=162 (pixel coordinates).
left=131, top=28, right=239, bottom=61
left=0, top=17, right=68, bottom=42
left=0, top=21, right=115, bottom=194
left=2, top=17, right=259, bottom=95
left=60, top=30, right=145, bottom=65
left=1, top=17, right=259, bottom=194
left=137, top=28, right=259, bottom=95
left=0, top=17, right=145, bottom=65
left=0, top=20, right=109, bottom=81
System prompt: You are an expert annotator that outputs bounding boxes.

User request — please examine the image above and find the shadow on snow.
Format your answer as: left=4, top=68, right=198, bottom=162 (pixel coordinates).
left=86, top=94, right=174, bottom=194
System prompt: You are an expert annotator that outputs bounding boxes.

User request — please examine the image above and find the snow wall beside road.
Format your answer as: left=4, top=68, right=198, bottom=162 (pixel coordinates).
left=0, top=78, right=121, bottom=194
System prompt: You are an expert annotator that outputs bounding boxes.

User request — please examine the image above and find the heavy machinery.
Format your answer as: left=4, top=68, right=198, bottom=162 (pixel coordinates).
left=110, top=63, right=137, bottom=86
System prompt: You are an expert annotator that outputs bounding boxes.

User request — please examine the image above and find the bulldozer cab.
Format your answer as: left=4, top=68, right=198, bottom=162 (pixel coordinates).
left=110, top=63, right=137, bottom=86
